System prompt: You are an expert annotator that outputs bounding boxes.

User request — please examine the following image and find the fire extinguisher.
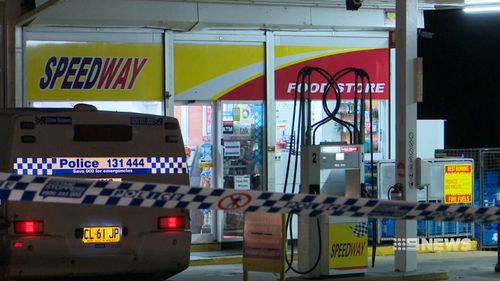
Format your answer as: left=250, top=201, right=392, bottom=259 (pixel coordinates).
left=388, top=183, right=403, bottom=200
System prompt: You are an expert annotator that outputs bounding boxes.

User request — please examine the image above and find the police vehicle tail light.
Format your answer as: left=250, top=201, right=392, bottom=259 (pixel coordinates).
left=14, top=220, right=44, bottom=235
left=158, top=216, right=185, bottom=230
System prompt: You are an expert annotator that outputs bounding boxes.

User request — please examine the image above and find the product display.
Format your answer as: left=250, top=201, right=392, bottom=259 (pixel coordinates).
left=222, top=103, right=264, bottom=238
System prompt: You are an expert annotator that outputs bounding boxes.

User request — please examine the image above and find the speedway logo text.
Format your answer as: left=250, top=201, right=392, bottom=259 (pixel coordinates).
left=39, top=56, right=148, bottom=90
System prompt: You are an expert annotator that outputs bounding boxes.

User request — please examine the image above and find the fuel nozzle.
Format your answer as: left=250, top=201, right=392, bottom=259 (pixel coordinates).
left=389, top=183, right=403, bottom=200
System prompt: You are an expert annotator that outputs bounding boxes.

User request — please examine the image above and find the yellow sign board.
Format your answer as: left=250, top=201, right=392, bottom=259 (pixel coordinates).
left=26, top=41, right=164, bottom=101
left=329, top=223, right=368, bottom=271
left=444, top=163, right=473, bottom=204
left=174, top=44, right=265, bottom=101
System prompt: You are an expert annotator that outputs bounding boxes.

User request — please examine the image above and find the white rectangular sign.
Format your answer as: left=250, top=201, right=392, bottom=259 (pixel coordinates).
left=224, top=142, right=241, bottom=157
left=234, top=175, right=251, bottom=190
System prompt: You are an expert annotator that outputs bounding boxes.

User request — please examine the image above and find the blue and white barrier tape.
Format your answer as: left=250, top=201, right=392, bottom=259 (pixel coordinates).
left=0, top=173, right=498, bottom=224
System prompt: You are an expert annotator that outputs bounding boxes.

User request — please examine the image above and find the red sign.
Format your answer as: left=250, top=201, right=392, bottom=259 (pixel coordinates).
left=340, top=146, right=360, bottom=153
left=445, top=194, right=473, bottom=204
left=445, top=165, right=472, bottom=174
left=219, top=48, right=389, bottom=101
left=275, top=49, right=389, bottom=100
left=218, top=193, right=252, bottom=210
left=397, top=162, right=405, bottom=177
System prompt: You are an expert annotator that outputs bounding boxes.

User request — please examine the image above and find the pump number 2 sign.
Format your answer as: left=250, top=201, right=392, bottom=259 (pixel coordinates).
left=443, top=164, right=473, bottom=204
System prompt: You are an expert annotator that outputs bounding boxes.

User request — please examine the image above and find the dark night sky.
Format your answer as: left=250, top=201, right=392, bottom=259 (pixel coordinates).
left=418, top=9, right=500, bottom=149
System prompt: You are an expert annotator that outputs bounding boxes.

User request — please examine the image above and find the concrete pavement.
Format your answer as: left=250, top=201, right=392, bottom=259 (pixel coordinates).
left=169, top=251, right=500, bottom=281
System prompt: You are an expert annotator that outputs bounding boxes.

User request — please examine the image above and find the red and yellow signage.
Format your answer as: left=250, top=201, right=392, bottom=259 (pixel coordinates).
left=26, top=41, right=164, bottom=101
left=174, top=44, right=265, bottom=101
left=174, top=44, right=389, bottom=101
left=275, top=47, right=389, bottom=100
left=444, top=164, right=473, bottom=204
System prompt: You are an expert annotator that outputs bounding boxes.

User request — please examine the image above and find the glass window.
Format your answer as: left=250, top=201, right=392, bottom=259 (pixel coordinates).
left=221, top=103, right=264, bottom=239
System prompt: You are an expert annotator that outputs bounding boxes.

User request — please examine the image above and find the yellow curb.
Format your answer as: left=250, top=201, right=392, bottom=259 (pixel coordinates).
left=190, top=241, right=478, bottom=266
left=400, top=272, right=449, bottom=281
left=369, top=245, right=394, bottom=256
left=191, top=243, right=222, bottom=252
left=191, top=253, right=297, bottom=266
left=191, top=256, right=448, bottom=281
left=190, top=256, right=242, bottom=266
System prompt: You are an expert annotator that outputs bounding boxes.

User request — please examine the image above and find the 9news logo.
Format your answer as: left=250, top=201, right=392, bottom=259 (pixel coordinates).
left=393, top=238, right=473, bottom=252
left=393, top=238, right=418, bottom=251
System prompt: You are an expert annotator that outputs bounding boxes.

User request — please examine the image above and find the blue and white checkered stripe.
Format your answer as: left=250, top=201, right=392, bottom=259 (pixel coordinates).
left=1, top=172, right=500, bottom=224
left=13, top=157, right=188, bottom=176
left=13, top=157, right=57, bottom=175
left=148, top=157, right=188, bottom=174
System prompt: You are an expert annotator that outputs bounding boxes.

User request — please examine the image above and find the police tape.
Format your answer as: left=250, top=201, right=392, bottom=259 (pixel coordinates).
left=0, top=173, right=498, bottom=224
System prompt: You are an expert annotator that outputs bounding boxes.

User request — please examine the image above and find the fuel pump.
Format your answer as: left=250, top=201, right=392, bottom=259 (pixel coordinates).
left=299, top=144, right=368, bottom=276
left=282, top=66, right=376, bottom=278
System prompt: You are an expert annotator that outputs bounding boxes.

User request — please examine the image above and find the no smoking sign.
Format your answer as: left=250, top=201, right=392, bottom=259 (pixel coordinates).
left=217, top=193, right=252, bottom=210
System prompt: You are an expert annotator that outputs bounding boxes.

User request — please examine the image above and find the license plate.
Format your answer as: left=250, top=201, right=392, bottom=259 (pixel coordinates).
left=82, top=226, right=121, bottom=244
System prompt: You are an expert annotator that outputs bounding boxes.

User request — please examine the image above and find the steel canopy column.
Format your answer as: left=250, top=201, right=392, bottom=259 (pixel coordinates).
left=164, top=30, right=175, bottom=117
left=395, top=0, right=418, bottom=272
left=265, top=31, right=276, bottom=192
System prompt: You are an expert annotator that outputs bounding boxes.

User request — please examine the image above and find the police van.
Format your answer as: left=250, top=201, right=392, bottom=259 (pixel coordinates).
left=0, top=105, right=191, bottom=280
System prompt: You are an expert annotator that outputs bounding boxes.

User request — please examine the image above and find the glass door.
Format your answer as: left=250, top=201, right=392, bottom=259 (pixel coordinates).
left=217, top=102, right=265, bottom=241
left=174, top=103, right=216, bottom=244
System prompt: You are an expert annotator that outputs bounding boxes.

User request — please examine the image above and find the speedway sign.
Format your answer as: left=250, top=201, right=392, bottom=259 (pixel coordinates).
left=26, top=41, right=163, bottom=101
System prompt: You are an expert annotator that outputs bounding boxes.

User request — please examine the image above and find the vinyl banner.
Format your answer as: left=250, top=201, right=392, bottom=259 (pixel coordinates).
left=26, top=41, right=164, bottom=101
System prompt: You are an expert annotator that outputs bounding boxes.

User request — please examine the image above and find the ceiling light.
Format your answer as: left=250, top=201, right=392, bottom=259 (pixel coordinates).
left=464, top=0, right=500, bottom=12
left=464, top=0, right=500, bottom=4
left=464, top=5, right=500, bottom=12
